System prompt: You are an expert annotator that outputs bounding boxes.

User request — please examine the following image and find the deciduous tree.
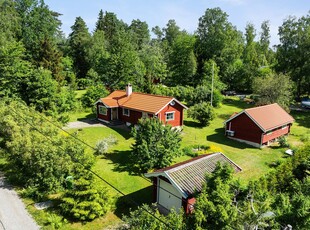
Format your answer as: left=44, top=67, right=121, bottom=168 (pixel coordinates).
left=131, top=118, right=181, bottom=172
left=252, top=73, right=293, bottom=111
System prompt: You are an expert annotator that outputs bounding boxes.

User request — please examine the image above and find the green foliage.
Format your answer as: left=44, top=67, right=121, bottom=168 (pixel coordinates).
left=276, top=13, right=310, bottom=98
left=102, top=29, right=145, bottom=90
left=68, top=16, right=91, bottom=79
left=46, top=213, right=67, bottom=229
left=94, top=135, right=118, bottom=156
left=87, top=30, right=109, bottom=82
left=60, top=172, right=112, bottom=221
left=131, top=118, right=181, bottom=172
left=193, top=163, right=239, bottom=229
left=168, top=33, right=197, bottom=86
left=187, top=102, right=215, bottom=126
left=121, top=204, right=186, bottom=230
left=139, top=42, right=167, bottom=92
left=81, top=84, right=109, bottom=108
left=278, top=136, right=289, bottom=148
left=0, top=100, right=93, bottom=196
left=129, top=19, right=150, bottom=50
left=22, top=68, right=76, bottom=122
left=0, top=40, right=32, bottom=98
left=196, top=7, right=244, bottom=89
left=16, top=0, right=63, bottom=66
left=252, top=73, right=293, bottom=111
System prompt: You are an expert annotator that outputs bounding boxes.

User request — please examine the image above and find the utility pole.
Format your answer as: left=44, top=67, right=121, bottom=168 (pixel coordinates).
left=211, top=61, right=214, bottom=107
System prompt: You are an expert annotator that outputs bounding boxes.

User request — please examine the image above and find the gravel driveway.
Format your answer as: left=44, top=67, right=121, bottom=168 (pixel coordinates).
left=64, top=119, right=108, bottom=129
left=0, top=172, right=39, bottom=230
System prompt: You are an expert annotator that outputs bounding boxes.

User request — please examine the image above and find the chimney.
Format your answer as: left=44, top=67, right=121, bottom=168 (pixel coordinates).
left=126, top=83, right=132, bottom=96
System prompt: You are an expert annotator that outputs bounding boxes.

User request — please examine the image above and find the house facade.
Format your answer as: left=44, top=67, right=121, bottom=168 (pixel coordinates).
left=95, top=84, right=187, bottom=127
left=224, top=103, right=295, bottom=147
left=144, top=152, right=242, bottom=214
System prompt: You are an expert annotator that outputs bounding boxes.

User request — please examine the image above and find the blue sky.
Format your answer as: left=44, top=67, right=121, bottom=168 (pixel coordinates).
left=45, top=0, right=309, bottom=46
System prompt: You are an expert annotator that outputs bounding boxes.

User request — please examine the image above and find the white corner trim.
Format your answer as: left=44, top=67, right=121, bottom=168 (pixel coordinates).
left=164, top=172, right=188, bottom=199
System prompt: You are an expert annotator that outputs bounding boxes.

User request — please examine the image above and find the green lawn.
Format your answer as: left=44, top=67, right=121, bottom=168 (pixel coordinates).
left=23, top=97, right=310, bottom=229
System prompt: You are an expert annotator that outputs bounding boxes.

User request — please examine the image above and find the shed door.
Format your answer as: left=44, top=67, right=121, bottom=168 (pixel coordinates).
left=157, top=179, right=182, bottom=212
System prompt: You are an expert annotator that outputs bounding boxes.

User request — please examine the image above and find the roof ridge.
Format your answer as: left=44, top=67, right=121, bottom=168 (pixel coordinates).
left=132, top=91, right=174, bottom=99
left=245, top=103, right=278, bottom=111
left=161, top=153, right=219, bottom=173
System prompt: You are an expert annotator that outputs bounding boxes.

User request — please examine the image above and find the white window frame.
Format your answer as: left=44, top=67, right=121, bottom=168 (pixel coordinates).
left=165, top=111, right=175, bottom=121
left=123, top=108, right=130, bottom=117
left=282, top=125, right=287, bottom=130
left=98, top=105, right=107, bottom=115
left=266, top=131, right=273, bottom=135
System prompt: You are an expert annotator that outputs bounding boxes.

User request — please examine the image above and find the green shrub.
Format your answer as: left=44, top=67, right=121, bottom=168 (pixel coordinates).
left=278, top=136, right=289, bottom=148
left=46, top=214, right=67, bottom=229
left=182, top=146, right=197, bottom=157
left=94, top=135, right=118, bottom=156
left=60, top=173, right=113, bottom=221
left=187, top=102, right=215, bottom=126
left=81, top=84, right=109, bottom=108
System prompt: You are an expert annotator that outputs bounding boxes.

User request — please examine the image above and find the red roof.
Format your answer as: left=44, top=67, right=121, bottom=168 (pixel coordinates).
left=97, top=90, right=187, bottom=114
left=227, top=103, right=294, bottom=132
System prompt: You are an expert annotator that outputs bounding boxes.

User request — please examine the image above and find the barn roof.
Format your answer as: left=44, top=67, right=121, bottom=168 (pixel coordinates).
left=144, top=152, right=242, bottom=198
left=96, top=90, right=187, bottom=114
left=225, top=103, right=294, bottom=132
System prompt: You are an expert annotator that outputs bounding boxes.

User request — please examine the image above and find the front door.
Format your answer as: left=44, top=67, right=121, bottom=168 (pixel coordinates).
left=111, top=108, right=118, bottom=120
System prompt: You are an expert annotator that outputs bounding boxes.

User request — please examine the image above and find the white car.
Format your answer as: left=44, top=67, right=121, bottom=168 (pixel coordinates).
left=301, top=99, right=310, bottom=109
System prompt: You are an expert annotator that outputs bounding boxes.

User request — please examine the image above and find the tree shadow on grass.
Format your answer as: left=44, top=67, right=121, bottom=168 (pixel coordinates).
left=291, top=111, right=310, bottom=129
left=77, top=113, right=96, bottom=121
left=183, top=120, right=203, bottom=128
left=114, top=186, right=153, bottom=219
left=105, top=150, right=141, bottom=176
left=206, top=127, right=256, bottom=150
left=108, top=126, right=132, bottom=140
left=223, top=97, right=252, bottom=110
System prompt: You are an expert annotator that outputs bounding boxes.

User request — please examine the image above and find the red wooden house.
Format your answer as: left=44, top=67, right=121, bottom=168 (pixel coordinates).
left=145, top=152, right=242, bottom=214
left=224, top=103, right=294, bottom=147
left=95, top=84, right=187, bottom=127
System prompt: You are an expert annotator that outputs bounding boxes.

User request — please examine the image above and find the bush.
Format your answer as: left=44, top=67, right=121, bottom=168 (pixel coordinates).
left=187, top=102, right=215, bottom=126
left=81, top=84, right=109, bottom=108
left=278, top=136, right=289, bottom=148
left=60, top=173, right=112, bottom=221
left=46, top=214, right=67, bottom=229
left=94, top=135, right=118, bottom=156
left=131, top=118, right=181, bottom=172
left=182, top=146, right=197, bottom=157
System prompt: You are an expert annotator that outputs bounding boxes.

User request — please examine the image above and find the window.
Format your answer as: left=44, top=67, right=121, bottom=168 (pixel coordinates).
left=123, top=108, right=130, bottom=116
left=165, top=112, right=175, bottom=121
left=282, top=125, right=287, bottom=130
left=99, top=106, right=107, bottom=115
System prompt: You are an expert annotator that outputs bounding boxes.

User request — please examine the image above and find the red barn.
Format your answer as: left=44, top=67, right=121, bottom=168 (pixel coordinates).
left=145, top=152, right=242, bottom=214
left=224, top=103, right=295, bottom=147
left=95, top=84, right=187, bottom=128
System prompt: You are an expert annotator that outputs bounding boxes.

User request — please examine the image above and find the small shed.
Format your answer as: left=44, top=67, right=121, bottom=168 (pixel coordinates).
left=224, top=103, right=295, bottom=147
left=144, top=152, right=242, bottom=214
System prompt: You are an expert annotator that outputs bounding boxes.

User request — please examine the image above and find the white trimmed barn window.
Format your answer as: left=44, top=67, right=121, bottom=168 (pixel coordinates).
left=123, top=108, right=130, bottom=116
left=99, top=106, right=107, bottom=115
left=165, top=112, right=175, bottom=121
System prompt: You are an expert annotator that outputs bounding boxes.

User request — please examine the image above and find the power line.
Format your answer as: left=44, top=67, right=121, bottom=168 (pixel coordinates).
left=8, top=106, right=173, bottom=229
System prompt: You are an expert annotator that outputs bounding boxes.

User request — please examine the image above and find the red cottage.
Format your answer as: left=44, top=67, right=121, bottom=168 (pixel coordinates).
left=145, top=152, right=242, bottom=214
left=95, top=84, right=187, bottom=128
left=224, top=103, right=295, bottom=147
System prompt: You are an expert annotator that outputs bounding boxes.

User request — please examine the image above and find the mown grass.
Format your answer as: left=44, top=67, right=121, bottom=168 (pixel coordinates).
left=12, top=96, right=310, bottom=229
